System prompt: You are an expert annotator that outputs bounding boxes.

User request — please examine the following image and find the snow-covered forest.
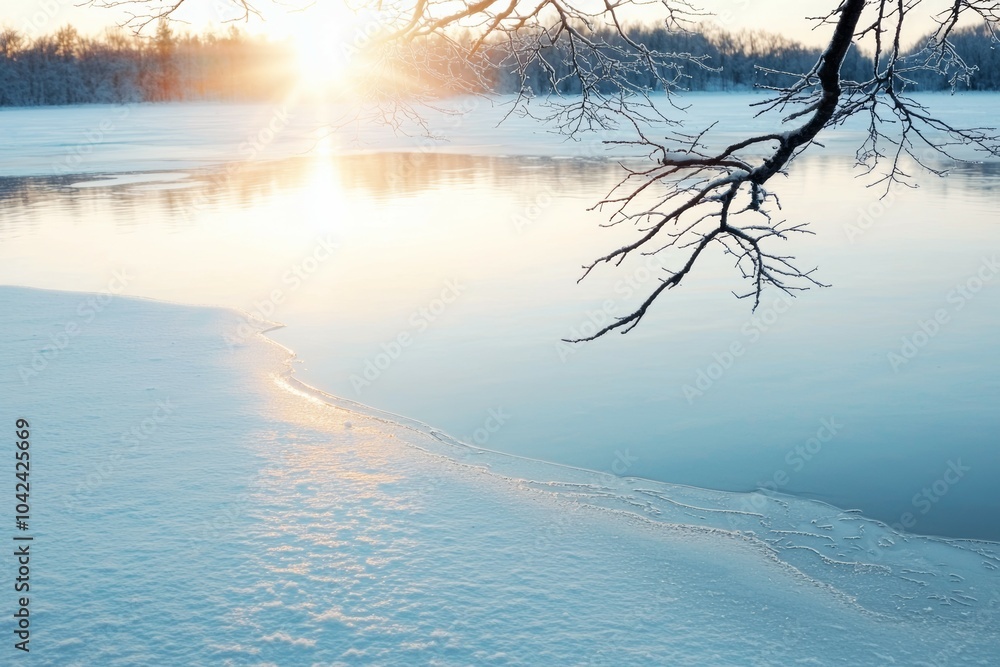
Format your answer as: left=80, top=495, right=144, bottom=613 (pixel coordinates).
left=1, top=20, right=998, bottom=106
left=0, top=23, right=295, bottom=105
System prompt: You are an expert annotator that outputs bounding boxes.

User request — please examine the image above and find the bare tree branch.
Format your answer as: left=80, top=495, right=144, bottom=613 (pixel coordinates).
left=88, top=0, right=1000, bottom=341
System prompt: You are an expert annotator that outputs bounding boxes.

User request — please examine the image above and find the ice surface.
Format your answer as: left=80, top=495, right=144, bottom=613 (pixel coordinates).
left=68, top=172, right=193, bottom=188
left=1, top=92, right=990, bottom=178
left=2, top=285, right=997, bottom=665
left=3, top=116, right=997, bottom=541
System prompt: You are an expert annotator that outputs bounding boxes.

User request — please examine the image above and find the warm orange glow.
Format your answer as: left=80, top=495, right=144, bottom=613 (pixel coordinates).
left=265, top=4, right=367, bottom=95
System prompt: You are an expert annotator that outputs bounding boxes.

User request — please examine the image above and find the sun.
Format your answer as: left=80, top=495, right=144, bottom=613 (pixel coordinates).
left=268, top=4, right=365, bottom=93
left=293, top=21, right=354, bottom=89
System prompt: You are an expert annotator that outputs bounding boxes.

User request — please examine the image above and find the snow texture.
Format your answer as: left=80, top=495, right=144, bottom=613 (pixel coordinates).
left=2, top=285, right=997, bottom=665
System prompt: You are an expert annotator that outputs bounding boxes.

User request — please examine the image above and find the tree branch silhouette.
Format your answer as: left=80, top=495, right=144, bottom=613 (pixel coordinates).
left=89, top=0, right=1000, bottom=340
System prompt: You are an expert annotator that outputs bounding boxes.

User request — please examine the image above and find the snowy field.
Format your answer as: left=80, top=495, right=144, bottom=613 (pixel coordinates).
left=2, top=285, right=998, bottom=665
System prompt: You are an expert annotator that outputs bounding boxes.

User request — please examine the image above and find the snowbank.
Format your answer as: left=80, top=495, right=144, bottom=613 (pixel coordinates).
left=2, top=285, right=997, bottom=665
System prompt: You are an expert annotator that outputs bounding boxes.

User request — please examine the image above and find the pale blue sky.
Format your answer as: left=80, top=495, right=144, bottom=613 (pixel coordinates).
left=0, top=0, right=948, bottom=46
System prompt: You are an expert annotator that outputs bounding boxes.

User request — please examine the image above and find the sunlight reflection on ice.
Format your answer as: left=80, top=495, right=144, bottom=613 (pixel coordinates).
left=1, top=137, right=999, bottom=542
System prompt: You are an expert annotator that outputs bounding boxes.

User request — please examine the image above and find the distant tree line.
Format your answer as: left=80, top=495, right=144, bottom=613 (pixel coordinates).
left=896, top=23, right=1000, bottom=91
left=489, top=23, right=1000, bottom=94
left=488, top=26, right=873, bottom=94
left=0, top=21, right=997, bottom=107
left=0, top=23, right=295, bottom=106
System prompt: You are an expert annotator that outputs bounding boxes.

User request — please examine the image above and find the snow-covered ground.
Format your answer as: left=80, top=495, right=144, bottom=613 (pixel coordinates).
left=3, top=285, right=998, bottom=665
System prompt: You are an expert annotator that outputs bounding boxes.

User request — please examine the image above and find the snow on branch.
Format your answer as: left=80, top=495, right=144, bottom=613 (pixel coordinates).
left=92, top=0, right=1000, bottom=341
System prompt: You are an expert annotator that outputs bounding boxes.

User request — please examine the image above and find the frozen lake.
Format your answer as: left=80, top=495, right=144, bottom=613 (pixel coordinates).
left=2, top=94, right=998, bottom=542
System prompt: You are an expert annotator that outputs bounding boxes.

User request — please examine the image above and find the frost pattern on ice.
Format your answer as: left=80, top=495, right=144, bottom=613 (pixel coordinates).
left=2, top=286, right=997, bottom=666
left=287, top=374, right=1000, bottom=632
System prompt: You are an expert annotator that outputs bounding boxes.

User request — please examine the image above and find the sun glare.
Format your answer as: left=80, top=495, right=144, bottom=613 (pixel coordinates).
left=294, top=25, right=352, bottom=89
left=272, top=5, right=364, bottom=93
